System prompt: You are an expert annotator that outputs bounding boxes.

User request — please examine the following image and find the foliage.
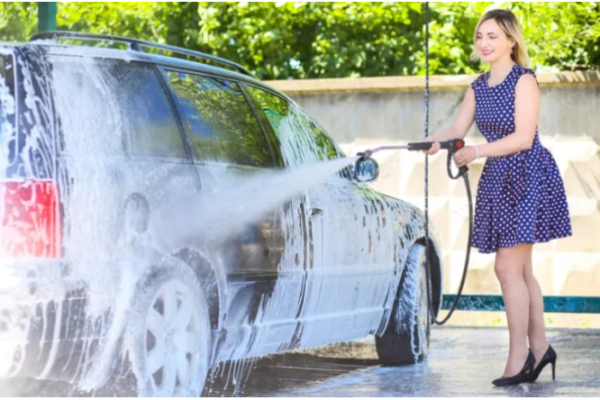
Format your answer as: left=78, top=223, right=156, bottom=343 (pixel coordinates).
left=0, top=2, right=38, bottom=42
left=0, top=2, right=598, bottom=79
left=510, top=2, right=600, bottom=71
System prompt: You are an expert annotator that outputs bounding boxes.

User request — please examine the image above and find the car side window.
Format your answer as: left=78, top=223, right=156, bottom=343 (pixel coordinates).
left=49, top=57, right=186, bottom=160
left=165, top=71, right=274, bottom=168
left=245, top=85, right=351, bottom=179
left=118, top=66, right=186, bottom=160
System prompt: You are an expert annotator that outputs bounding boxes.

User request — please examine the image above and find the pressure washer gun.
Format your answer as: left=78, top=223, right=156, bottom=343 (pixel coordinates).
left=357, top=138, right=468, bottom=180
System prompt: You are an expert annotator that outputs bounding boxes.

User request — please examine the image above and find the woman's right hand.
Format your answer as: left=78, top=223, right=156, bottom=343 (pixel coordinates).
left=422, top=137, right=441, bottom=155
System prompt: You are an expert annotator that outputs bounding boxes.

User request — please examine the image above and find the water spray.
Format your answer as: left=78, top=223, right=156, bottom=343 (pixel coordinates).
left=355, top=138, right=473, bottom=325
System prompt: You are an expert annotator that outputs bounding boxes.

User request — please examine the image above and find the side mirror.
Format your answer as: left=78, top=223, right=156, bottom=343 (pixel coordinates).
left=354, top=157, right=379, bottom=183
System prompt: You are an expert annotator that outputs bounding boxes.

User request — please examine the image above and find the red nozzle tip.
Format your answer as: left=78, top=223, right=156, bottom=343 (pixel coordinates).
left=457, top=140, right=464, bottom=148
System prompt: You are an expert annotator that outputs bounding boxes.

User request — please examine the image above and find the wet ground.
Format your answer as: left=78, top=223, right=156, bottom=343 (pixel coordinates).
left=2, top=327, right=599, bottom=396
left=228, top=327, right=600, bottom=397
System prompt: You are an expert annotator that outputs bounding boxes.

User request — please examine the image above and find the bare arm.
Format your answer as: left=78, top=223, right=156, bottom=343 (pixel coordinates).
left=478, top=74, right=540, bottom=157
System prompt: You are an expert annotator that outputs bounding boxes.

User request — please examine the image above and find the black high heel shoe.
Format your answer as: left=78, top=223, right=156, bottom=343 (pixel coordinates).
left=492, top=350, right=536, bottom=386
left=530, top=345, right=557, bottom=382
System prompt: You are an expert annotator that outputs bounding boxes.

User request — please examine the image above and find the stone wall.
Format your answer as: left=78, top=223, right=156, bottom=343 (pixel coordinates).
left=267, top=71, right=600, bottom=324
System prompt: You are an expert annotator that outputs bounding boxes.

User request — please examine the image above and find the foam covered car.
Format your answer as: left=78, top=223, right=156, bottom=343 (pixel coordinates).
left=0, top=33, right=443, bottom=396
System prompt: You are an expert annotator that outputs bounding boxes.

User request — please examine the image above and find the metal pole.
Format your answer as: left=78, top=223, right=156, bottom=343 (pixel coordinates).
left=424, top=1, right=432, bottom=321
left=38, top=2, right=57, bottom=33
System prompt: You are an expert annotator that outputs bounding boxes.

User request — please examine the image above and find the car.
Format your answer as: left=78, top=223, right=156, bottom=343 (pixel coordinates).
left=0, top=32, right=444, bottom=396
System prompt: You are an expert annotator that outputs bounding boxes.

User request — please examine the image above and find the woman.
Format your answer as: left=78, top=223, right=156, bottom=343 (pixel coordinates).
left=424, top=9, right=572, bottom=386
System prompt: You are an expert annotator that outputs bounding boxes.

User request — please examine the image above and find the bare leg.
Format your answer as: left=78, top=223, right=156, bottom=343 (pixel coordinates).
left=495, top=243, right=531, bottom=377
left=523, top=244, right=549, bottom=367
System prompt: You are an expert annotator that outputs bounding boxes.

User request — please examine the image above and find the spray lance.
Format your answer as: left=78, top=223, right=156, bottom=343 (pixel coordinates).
left=355, top=138, right=473, bottom=325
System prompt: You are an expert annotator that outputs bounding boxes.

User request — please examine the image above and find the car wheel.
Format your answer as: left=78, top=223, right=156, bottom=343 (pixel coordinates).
left=125, top=261, right=210, bottom=397
left=375, top=243, right=431, bottom=365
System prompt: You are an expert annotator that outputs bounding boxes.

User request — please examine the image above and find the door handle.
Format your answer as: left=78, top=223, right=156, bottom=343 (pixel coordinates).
left=307, top=207, right=324, bottom=217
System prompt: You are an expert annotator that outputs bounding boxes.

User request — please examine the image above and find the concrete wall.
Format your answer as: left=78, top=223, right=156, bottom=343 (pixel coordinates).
left=267, top=71, right=600, bottom=326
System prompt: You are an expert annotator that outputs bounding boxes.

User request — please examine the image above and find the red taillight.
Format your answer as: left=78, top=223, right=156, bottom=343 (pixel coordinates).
left=0, top=180, right=62, bottom=258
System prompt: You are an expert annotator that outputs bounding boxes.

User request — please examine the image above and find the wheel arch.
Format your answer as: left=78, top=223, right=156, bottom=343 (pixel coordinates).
left=415, top=236, right=443, bottom=319
left=171, top=247, right=226, bottom=331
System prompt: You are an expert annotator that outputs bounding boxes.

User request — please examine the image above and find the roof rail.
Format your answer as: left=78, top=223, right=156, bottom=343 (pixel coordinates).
left=30, top=31, right=255, bottom=77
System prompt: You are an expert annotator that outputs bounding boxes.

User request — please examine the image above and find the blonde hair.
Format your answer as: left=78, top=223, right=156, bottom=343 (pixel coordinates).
left=471, top=9, right=530, bottom=68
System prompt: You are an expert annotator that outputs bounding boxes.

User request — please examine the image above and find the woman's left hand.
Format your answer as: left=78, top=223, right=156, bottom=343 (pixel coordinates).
left=453, top=146, right=477, bottom=167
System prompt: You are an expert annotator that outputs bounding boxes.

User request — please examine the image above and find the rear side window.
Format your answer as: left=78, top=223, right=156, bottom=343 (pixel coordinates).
left=118, top=66, right=185, bottom=159
left=50, top=58, right=185, bottom=160
left=0, top=53, right=17, bottom=176
left=165, top=71, right=274, bottom=168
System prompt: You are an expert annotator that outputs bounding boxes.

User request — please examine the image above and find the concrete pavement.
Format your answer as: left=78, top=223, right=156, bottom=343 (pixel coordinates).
left=272, top=327, right=600, bottom=397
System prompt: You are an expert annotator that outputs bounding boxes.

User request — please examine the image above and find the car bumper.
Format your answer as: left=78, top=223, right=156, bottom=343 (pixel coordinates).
left=0, top=259, right=111, bottom=382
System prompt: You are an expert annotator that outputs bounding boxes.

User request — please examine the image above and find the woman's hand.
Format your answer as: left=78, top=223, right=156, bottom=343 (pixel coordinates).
left=421, top=137, right=441, bottom=156
left=453, top=146, right=477, bottom=167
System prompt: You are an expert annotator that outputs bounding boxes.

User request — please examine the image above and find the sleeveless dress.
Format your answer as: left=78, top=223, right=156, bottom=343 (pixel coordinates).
left=470, top=63, right=572, bottom=254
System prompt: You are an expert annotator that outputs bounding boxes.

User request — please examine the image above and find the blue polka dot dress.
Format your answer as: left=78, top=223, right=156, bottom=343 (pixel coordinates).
left=470, top=63, right=572, bottom=254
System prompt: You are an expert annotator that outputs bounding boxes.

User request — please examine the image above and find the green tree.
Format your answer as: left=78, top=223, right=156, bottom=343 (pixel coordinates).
left=510, top=2, right=600, bottom=71
left=0, top=2, right=38, bottom=42
left=1, top=2, right=598, bottom=78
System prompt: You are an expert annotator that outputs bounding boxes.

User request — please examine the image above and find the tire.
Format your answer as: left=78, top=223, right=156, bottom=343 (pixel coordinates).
left=125, top=260, right=210, bottom=397
left=375, top=243, right=431, bottom=365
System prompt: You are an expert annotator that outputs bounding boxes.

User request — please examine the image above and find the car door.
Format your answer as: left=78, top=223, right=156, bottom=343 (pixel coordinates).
left=244, top=85, right=396, bottom=347
left=161, top=70, right=310, bottom=360
left=295, top=119, right=397, bottom=342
